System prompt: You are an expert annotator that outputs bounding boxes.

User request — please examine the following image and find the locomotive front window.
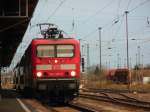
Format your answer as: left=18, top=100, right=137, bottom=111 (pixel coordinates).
left=37, top=45, right=55, bottom=57
left=57, top=45, right=74, bottom=57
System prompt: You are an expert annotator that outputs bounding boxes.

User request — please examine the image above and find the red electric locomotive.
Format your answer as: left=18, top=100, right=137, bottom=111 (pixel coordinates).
left=15, top=24, right=80, bottom=102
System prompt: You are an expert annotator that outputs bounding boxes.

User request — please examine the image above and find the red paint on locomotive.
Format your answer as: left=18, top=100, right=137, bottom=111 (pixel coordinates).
left=31, top=38, right=80, bottom=79
left=14, top=38, right=80, bottom=102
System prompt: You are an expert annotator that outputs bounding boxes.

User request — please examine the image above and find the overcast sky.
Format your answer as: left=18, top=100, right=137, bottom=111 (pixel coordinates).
left=9, top=0, right=150, bottom=70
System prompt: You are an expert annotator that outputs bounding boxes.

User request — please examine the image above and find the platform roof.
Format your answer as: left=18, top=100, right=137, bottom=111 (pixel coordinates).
left=0, top=0, right=38, bottom=66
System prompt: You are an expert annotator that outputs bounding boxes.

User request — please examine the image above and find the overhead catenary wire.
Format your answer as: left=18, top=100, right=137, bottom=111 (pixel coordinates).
left=129, top=0, right=150, bottom=13
left=113, top=14, right=125, bottom=39
left=9, top=0, right=150, bottom=69
left=117, top=0, right=122, bottom=16
left=9, top=0, right=68, bottom=70
left=82, top=13, right=124, bottom=39
left=45, top=0, right=71, bottom=37
left=71, top=8, right=75, bottom=32
left=28, top=0, right=69, bottom=37
left=46, top=0, right=67, bottom=21
left=31, top=0, right=49, bottom=23
left=81, top=0, right=114, bottom=25
left=103, top=14, right=123, bottom=32
left=70, top=7, right=76, bottom=37
left=81, top=0, right=150, bottom=40
left=126, top=0, right=132, bottom=10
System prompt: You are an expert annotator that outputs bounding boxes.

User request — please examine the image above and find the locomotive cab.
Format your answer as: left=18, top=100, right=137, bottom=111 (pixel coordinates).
left=32, top=39, right=80, bottom=100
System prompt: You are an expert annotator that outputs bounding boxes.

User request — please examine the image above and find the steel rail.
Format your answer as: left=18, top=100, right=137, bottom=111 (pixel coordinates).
left=80, top=92, right=150, bottom=109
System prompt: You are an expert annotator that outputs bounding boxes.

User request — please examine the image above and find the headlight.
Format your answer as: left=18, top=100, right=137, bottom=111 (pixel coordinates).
left=36, top=72, right=42, bottom=77
left=70, top=71, right=76, bottom=77
left=54, top=59, right=58, bottom=63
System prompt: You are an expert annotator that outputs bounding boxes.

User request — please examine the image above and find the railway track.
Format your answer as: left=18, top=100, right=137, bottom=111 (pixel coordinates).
left=17, top=89, right=100, bottom=112
left=80, top=88, right=150, bottom=110
left=23, top=98, right=97, bottom=112
left=67, top=101, right=102, bottom=112
left=19, top=88, right=150, bottom=111
left=48, top=102, right=98, bottom=112
left=31, top=96, right=98, bottom=112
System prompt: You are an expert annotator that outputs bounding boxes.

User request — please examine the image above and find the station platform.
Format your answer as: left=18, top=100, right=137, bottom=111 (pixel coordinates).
left=0, top=89, right=27, bottom=112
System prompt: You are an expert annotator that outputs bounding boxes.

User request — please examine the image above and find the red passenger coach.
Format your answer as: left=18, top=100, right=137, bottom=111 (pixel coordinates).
left=15, top=24, right=80, bottom=102
left=106, top=68, right=129, bottom=84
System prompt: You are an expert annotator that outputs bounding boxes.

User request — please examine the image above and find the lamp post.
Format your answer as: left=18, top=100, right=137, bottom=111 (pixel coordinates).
left=125, top=11, right=131, bottom=91
left=125, top=11, right=129, bottom=69
left=131, top=38, right=143, bottom=69
left=98, top=27, right=102, bottom=72
left=107, top=47, right=112, bottom=69
left=137, top=46, right=141, bottom=67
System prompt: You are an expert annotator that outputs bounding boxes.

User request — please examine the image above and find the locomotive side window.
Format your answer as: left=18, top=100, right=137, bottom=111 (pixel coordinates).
left=37, top=45, right=55, bottom=57
left=57, top=45, right=74, bottom=57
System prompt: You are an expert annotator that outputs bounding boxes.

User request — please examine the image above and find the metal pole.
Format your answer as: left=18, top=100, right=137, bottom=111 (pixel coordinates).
left=87, top=43, right=90, bottom=70
left=137, top=46, right=140, bottom=67
left=136, top=53, right=137, bottom=67
left=19, top=0, right=21, bottom=16
left=137, top=46, right=141, bottom=83
left=142, top=54, right=144, bottom=68
left=125, top=11, right=129, bottom=69
left=26, top=0, right=29, bottom=17
left=125, top=11, right=131, bottom=90
left=117, top=53, right=120, bottom=68
left=98, top=27, right=102, bottom=71
left=136, top=53, right=138, bottom=82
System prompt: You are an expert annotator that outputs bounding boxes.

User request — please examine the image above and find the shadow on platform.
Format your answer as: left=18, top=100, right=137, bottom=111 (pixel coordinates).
left=0, top=89, right=19, bottom=98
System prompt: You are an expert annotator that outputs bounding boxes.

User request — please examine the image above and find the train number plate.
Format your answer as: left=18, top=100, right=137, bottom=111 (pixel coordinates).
left=52, top=65, right=60, bottom=70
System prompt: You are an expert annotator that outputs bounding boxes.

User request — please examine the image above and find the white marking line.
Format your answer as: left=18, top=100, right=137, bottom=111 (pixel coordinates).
left=16, top=98, right=31, bottom=112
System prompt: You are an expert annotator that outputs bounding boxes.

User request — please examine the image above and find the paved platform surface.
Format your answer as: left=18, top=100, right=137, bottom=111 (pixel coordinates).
left=0, top=89, right=26, bottom=112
